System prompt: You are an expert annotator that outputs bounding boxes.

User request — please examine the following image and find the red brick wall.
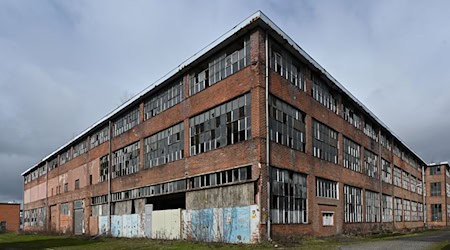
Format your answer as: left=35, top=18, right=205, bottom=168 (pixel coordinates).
left=0, top=203, right=20, bottom=233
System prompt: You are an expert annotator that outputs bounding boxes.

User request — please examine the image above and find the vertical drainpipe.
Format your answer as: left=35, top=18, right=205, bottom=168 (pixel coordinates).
left=108, top=121, right=112, bottom=236
left=422, top=165, right=426, bottom=226
left=265, top=31, right=271, bottom=241
left=45, top=161, right=49, bottom=232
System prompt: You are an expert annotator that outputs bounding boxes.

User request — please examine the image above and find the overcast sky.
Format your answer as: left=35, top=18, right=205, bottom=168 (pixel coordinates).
left=1, top=0, right=450, bottom=202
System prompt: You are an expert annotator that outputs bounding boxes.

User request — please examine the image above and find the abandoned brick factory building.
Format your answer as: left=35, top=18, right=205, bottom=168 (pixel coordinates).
left=22, top=11, right=442, bottom=242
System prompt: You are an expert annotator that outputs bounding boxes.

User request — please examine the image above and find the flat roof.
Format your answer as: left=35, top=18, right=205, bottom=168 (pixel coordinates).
left=22, top=11, right=427, bottom=176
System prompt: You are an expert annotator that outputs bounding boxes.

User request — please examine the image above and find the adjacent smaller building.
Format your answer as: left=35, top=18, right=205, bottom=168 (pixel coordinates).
left=0, top=203, right=20, bottom=233
left=426, top=162, right=450, bottom=227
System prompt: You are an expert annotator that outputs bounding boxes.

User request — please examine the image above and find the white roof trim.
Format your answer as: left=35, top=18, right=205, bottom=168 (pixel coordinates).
left=22, top=11, right=426, bottom=176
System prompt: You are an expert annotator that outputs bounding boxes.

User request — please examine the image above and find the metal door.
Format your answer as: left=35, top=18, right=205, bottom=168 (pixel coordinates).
left=73, top=200, right=84, bottom=235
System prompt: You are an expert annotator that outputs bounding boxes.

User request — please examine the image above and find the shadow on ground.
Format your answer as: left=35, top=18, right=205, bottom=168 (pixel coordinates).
left=0, top=238, right=93, bottom=250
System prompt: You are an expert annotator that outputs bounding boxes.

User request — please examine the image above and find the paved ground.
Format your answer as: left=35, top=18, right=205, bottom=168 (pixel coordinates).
left=340, top=230, right=450, bottom=250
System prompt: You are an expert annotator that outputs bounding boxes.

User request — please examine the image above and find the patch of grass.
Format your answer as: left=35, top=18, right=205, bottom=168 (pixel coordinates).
left=0, top=233, right=275, bottom=250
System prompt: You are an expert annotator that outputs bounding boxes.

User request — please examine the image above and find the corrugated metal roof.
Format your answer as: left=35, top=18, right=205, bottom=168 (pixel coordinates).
left=22, top=10, right=427, bottom=176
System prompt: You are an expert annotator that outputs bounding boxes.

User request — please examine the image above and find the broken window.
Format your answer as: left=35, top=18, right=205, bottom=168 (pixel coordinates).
left=64, top=183, right=68, bottom=193
left=343, top=137, right=360, bottom=172
left=403, top=200, right=411, bottom=221
left=430, top=166, right=441, bottom=175
left=111, top=141, right=140, bottom=179
left=144, top=123, right=184, bottom=169
left=73, top=139, right=88, bottom=158
left=394, top=197, right=402, bottom=222
left=344, top=185, right=362, bottom=223
left=393, top=166, right=402, bottom=187
left=312, top=119, right=338, bottom=164
left=402, top=171, right=409, bottom=190
left=99, top=155, right=109, bottom=182
left=91, top=195, right=108, bottom=205
left=417, top=179, right=423, bottom=195
left=418, top=202, right=424, bottom=221
left=411, top=201, right=418, bottom=221
left=189, top=93, right=251, bottom=156
left=410, top=175, right=417, bottom=193
left=270, top=166, right=307, bottom=224
left=447, top=183, right=450, bottom=198
left=364, top=149, right=378, bottom=179
left=48, top=157, right=58, bottom=171
left=382, top=194, right=393, bottom=222
left=59, top=148, right=72, bottom=165
left=381, top=158, right=392, bottom=184
left=316, top=178, right=338, bottom=199
left=113, top=107, right=140, bottom=137
left=144, top=80, right=183, bottom=120
left=189, top=166, right=251, bottom=189
left=90, top=126, right=109, bottom=149
left=393, top=143, right=401, bottom=158
left=365, top=190, right=380, bottom=223
left=342, top=101, right=362, bottom=129
left=431, top=204, right=442, bottom=221
left=269, top=95, right=306, bottom=152
left=380, top=133, right=392, bottom=150
left=430, top=182, right=441, bottom=196
left=363, top=121, right=378, bottom=142
left=190, top=37, right=250, bottom=95
left=311, top=75, right=337, bottom=113
left=270, top=43, right=306, bottom=91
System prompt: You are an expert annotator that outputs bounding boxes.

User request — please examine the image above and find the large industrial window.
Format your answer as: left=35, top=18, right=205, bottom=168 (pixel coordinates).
left=59, top=148, right=71, bottom=165
left=364, top=149, right=378, bottom=179
left=447, top=183, right=450, bottom=198
left=429, top=166, right=441, bottom=175
left=394, top=166, right=402, bottom=187
left=190, top=166, right=251, bottom=189
left=394, top=197, right=402, bottom=222
left=270, top=45, right=306, bottom=91
left=144, top=123, right=184, bottom=169
left=99, top=155, right=109, bottom=182
left=270, top=167, right=307, bottom=224
left=312, top=119, right=338, bottom=164
left=90, top=126, right=109, bottom=149
left=111, top=141, right=140, bottom=179
left=311, top=75, right=337, bottom=113
left=381, top=159, right=392, bottom=184
left=144, top=80, right=183, bottom=120
left=344, top=185, right=362, bottom=223
left=342, top=101, right=362, bottom=129
left=269, top=95, right=306, bottom=152
left=418, top=179, right=423, bottom=195
left=48, top=157, right=58, bottom=171
left=431, top=204, right=442, bottom=221
left=403, top=200, right=411, bottom=221
left=316, top=178, right=338, bottom=199
left=380, top=133, right=392, bottom=150
left=365, top=190, right=380, bottom=223
left=343, top=137, right=361, bottom=172
left=410, top=175, right=417, bottom=193
left=190, top=37, right=250, bottom=95
left=363, top=122, right=378, bottom=142
left=411, top=201, right=418, bottom=221
left=402, top=171, right=409, bottom=190
left=113, top=107, right=140, bottom=137
left=382, top=194, right=393, bottom=222
left=73, top=139, right=87, bottom=158
left=190, top=93, right=251, bottom=156
left=430, top=182, right=441, bottom=196
left=418, top=203, right=424, bottom=221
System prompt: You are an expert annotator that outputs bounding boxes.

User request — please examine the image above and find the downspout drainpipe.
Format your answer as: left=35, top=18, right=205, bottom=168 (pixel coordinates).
left=422, top=165, right=426, bottom=226
left=265, top=31, right=271, bottom=241
left=108, top=121, right=112, bottom=236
